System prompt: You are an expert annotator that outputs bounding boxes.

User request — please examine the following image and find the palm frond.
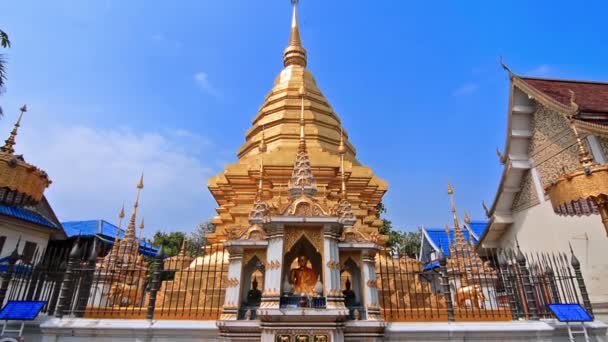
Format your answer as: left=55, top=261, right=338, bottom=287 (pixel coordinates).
left=0, top=30, right=10, bottom=49
left=0, top=54, right=6, bottom=91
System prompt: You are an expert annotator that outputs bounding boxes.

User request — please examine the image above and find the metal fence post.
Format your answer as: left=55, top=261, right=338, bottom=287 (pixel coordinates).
left=498, top=254, right=520, bottom=320
left=570, top=244, right=593, bottom=317
left=515, top=243, right=539, bottom=320
left=56, top=241, right=82, bottom=318
left=545, top=268, right=560, bottom=304
left=75, top=241, right=99, bottom=317
left=147, top=245, right=164, bottom=320
left=0, top=240, right=21, bottom=306
left=438, top=250, right=454, bottom=322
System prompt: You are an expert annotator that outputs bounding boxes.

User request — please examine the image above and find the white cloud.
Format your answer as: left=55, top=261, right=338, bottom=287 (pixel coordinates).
left=194, top=72, right=220, bottom=97
left=452, top=83, right=478, bottom=97
left=527, top=64, right=552, bottom=76
left=13, top=122, right=220, bottom=236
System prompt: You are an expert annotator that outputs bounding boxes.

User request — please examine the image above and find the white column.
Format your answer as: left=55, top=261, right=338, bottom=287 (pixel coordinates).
left=262, top=229, right=283, bottom=308
left=221, top=249, right=243, bottom=320
left=361, top=250, right=381, bottom=319
left=323, top=235, right=332, bottom=296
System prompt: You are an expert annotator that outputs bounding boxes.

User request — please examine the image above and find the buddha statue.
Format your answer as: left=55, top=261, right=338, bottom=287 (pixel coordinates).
left=289, top=255, right=317, bottom=295
left=246, top=276, right=262, bottom=307
left=342, top=277, right=357, bottom=307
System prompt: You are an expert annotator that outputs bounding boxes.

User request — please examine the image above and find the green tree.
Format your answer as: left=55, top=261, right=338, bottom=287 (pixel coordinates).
left=152, top=231, right=186, bottom=257
left=375, top=202, right=421, bottom=258
left=187, top=220, right=215, bottom=256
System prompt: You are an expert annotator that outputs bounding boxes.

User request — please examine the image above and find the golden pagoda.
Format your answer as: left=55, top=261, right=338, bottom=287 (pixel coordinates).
left=0, top=105, right=51, bottom=206
left=206, top=0, right=387, bottom=245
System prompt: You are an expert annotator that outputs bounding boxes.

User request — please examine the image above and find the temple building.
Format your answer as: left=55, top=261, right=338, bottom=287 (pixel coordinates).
left=4, top=2, right=607, bottom=341
left=478, top=66, right=608, bottom=316
left=0, top=106, right=64, bottom=263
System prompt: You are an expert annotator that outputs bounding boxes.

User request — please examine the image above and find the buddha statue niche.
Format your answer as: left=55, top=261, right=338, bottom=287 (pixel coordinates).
left=289, top=255, right=318, bottom=295
left=342, top=277, right=358, bottom=307
left=246, top=276, right=262, bottom=307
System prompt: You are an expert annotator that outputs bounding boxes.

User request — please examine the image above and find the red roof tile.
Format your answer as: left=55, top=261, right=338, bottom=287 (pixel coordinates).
left=521, top=77, right=608, bottom=115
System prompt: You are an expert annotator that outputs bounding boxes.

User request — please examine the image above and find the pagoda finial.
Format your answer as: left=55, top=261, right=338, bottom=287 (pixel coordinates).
left=178, top=239, right=187, bottom=257
left=1, top=105, right=27, bottom=155
left=464, top=210, right=471, bottom=225
left=287, top=85, right=316, bottom=198
left=447, top=181, right=467, bottom=251
left=283, top=0, right=307, bottom=67
left=123, top=174, right=144, bottom=245
left=569, top=118, right=595, bottom=168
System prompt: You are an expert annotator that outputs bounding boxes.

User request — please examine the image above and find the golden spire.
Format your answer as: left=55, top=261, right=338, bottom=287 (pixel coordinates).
left=447, top=181, right=467, bottom=251
left=123, top=174, right=144, bottom=244
left=339, top=128, right=347, bottom=200
left=464, top=210, right=471, bottom=225
left=1, top=105, right=27, bottom=155
left=283, top=0, right=307, bottom=67
left=178, top=239, right=187, bottom=258
left=109, top=204, right=125, bottom=261
left=569, top=119, right=595, bottom=168
left=138, top=217, right=144, bottom=237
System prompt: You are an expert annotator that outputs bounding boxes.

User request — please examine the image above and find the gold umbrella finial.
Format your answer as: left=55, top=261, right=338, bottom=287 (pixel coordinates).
left=118, top=204, right=125, bottom=220
left=283, top=0, right=307, bottom=67
left=1, top=105, right=27, bottom=155
left=447, top=181, right=467, bottom=249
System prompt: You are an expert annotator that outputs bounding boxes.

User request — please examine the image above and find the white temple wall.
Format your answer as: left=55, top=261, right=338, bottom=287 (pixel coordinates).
left=0, top=220, right=51, bottom=259
left=495, top=200, right=608, bottom=304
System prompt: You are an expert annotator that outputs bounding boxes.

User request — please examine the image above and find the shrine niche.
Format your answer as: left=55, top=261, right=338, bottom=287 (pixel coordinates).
left=340, top=258, right=362, bottom=308
left=240, top=254, right=265, bottom=308
left=282, top=235, right=322, bottom=296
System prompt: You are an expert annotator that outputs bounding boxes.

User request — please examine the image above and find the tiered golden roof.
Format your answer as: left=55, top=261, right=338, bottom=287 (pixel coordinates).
left=207, top=1, right=387, bottom=243
left=0, top=105, right=51, bottom=206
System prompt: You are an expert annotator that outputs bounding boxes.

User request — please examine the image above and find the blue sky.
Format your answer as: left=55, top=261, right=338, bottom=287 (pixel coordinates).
left=1, top=1, right=608, bottom=236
